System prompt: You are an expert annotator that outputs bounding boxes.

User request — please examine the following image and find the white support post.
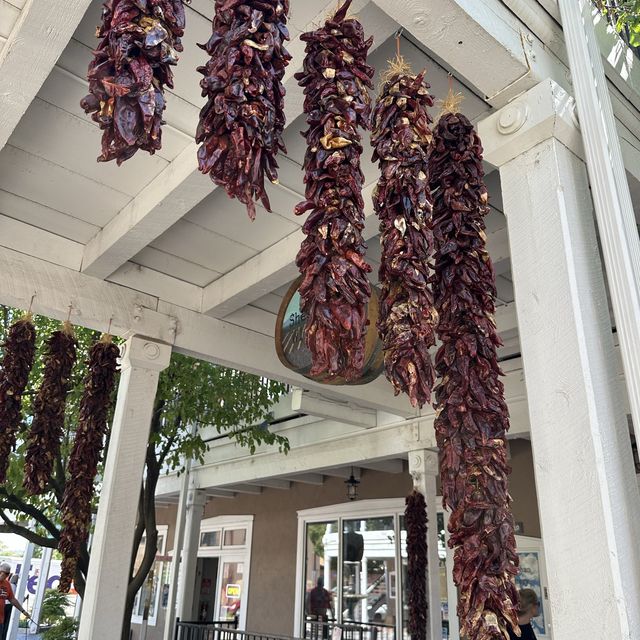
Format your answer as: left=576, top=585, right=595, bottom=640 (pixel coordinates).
left=558, top=0, right=640, bottom=460
left=77, top=336, right=171, bottom=640
left=408, top=450, right=441, bottom=640
left=175, top=488, right=207, bottom=623
left=162, top=425, right=197, bottom=640
left=481, top=83, right=640, bottom=637
left=8, top=542, right=34, bottom=640
left=29, top=546, right=53, bottom=635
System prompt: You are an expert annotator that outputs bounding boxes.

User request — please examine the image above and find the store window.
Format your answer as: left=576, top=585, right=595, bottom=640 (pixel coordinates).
left=223, top=528, right=247, bottom=546
left=201, top=530, right=221, bottom=548
left=131, top=525, right=168, bottom=627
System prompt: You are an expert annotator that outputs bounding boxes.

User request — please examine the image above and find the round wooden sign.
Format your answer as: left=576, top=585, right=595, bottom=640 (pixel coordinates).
left=275, top=277, right=384, bottom=386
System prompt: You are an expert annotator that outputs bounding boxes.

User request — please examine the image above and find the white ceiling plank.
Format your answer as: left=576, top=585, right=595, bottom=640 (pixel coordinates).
left=204, top=490, right=236, bottom=500
left=0, top=189, right=99, bottom=244
left=132, top=247, right=221, bottom=288
left=218, top=484, right=262, bottom=495
left=0, top=1, right=20, bottom=40
left=288, top=473, right=325, bottom=486
left=223, top=306, right=276, bottom=339
left=253, top=479, right=291, bottom=490
left=291, top=389, right=378, bottom=429
left=0, top=0, right=92, bottom=151
left=0, top=213, right=83, bottom=270
left=0, top=145, right=131, bottom=226
left=78, top=0, right=390, bottom=281
left=311, top=467, right=360, bottom=480
left=107, top=263, right=203, bottom=313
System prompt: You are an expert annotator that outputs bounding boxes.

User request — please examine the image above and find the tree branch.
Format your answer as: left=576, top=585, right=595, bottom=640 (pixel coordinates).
left=0, top=490, right=60, bottom=540
left=0, top=515, right=57, bottom=549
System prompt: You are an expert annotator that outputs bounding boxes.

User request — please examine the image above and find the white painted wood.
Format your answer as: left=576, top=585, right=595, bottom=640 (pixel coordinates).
left=29, top=546, right=53, bottom=634
left=107, top=262, right=203, bottom=313
left=501, top=137, right=640, bottom=638
left=292, top=388, right=378, bottom=429
left=479, top=79, right=582, bottom=168
left=358, top=459, right=404, bottom=474
left=0, top=0, right=92, bottom=151
left=288, top=473, right=325, bottom=486
left=0, top=188, right=99, bottom=243
left=204, top=490, right=236, bottom=500
left=223, top=306, right=276, bottom=339
left=252, top=478, right=291, bottom=490
left=0, top=145, right=131, bottom=227
left=78, top=337, right=172, bottom=640
left=558, top=0, right=640, bottom=502
left=7, top=541, right=33, bottom=640
left=0, top=245, right=175, bottom=342
left=0, top=1, right=20, bottom=40
left=218, top=484, right=263, bottom=495
left=0, top=213, right=83, bottom=270
left=408, top=450, right=442, bottom=640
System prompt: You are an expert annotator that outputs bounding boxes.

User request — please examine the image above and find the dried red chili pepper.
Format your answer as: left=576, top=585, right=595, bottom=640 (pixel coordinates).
left=196, top=0, right=292, bottom=220
left=429, top=104, right=519, bottom=640
left=405, top=489, right=429, bottom=640
left=59, top=336, right=119, bottom=593
left=294, top=0, right=374, bottom=380
left=371, top=61, right=436, bottom=407
left=0, top=314, right=36, bottom=484
left=24, top=323, right=77, bottom=495
left=81, top=0, right=186, bottom=164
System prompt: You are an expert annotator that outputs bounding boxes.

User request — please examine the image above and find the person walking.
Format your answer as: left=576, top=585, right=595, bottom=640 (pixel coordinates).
left=508, top=588, right=540, bottom=640
left=307, top=577, right=334, bottom=640
left=0, top=564, right=31, bottom=639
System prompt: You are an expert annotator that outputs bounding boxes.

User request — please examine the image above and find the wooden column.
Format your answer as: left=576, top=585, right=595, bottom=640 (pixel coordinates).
left=408, top=450, right=441, bottom=640
left=481, top=80, right=640, bottom=638
left=78, top=336, right=171, bottom=640
left=175, top=488, right=207, bottom=623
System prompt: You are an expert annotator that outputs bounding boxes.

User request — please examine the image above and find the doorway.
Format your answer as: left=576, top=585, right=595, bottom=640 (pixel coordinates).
left=194, top=557, right=220, bottom=622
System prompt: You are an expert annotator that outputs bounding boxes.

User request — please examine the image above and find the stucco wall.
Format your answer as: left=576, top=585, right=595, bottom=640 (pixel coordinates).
left=135, top=439, right=540, bottom=639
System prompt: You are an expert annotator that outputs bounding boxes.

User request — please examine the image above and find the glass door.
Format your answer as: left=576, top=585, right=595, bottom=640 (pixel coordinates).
left=216, top=557, right=245, bottom=624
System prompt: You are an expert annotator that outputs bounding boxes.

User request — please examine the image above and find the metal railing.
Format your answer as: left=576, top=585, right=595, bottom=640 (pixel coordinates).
left=174, top=618, right=239, bottom=640
left=303, top=618, right=396, bottom=640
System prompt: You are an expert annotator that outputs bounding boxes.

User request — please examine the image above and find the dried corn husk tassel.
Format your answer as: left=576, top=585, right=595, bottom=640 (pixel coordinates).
left=371, top=57, right=436, bottom=407
left=58, top=335, right=119, bottom=593
left=0, top=314, right=36, bottom=483
left=24, top=322, right=77, bottom=495
left=294, top=0, right=374, bottom=380
left=196, top=0, right=292, bottom=220
left=429, top=98, right=519, bottom=639
left=405, top=490, right=429, bottom=640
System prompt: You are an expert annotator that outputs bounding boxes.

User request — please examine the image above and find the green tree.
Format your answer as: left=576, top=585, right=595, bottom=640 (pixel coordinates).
left=0, top=307, right=288, bottom=639
left=596, top=0, right=640, bottom=48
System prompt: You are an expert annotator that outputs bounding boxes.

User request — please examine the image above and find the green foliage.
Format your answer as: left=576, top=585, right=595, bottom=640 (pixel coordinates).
left=40, top=590, right=71, bottom=625
left=42, top=617, right=78, bottom=640
left=597, top=0, right=640, bottom=48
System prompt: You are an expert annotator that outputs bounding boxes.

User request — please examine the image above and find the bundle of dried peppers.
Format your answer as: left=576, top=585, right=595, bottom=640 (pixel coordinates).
left=81, top=0, right=186, bottom=164
left=371, top=58, right=436, bottom=407
left=59, top=336, right=120, bottom=593
left=294, top=0, right=374, bottom=380
left=429, top=102, right=519, bottom=639
left=405, top=489, right=429, bottom=640
left=196, top=0, right=292, bottom=220
left=0, top=314, right=36, bottom=484
left=24, top=323, right=78, bottom=495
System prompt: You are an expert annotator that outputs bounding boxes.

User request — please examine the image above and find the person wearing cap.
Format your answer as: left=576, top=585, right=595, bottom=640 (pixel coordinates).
left=0, top=563, right=31, bottom=637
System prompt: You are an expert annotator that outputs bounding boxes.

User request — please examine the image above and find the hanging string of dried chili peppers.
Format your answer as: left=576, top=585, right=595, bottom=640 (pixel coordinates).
left=294, top=0, right=374, bottom=381
left=196, top=0, right=292, bottom=220
left=405, top=489, right=429, bottom=640
left=24, top=322, right=78, bottom=495
left=59, top=335, right=120, bottom=593
left=81, top=0, right=186, bottom=165
left=371, top=57, right=436, bottom=407
left=429, top=100, right=519, bottom=640
left=0, top=313, right=36, bottom=484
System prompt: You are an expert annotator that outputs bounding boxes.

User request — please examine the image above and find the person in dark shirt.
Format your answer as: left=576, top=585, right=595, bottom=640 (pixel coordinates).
left=307, top=578, right=334, bottom=640
left=508, top=588, right=540, bottom=640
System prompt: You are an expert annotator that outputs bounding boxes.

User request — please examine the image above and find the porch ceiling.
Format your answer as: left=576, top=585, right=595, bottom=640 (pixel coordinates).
left=0, top=0, right=638, bottom=417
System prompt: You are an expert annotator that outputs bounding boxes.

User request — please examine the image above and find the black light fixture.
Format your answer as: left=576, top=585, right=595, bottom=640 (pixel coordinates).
left=345, top=467, right=360, bottom=501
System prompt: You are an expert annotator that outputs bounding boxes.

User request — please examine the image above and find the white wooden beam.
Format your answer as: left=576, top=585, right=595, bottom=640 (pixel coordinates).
left=0, top=0, right=92, bottom=151
left=292, top=388, right=378, bottom=429
left=359, top=459, right=404, bottom=474
left=219, top=483, right=262, bottom=495
left=204, top=490, right=236, bottom=500
left=322, top=467, right=361, bottom=480
left=252, top=478, right=291, bottom=490
left=80, top=0, right=393, bottom=281
left=372, top=0, right=568, bottom=107
left=287, top=473, right=325, bottom=486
